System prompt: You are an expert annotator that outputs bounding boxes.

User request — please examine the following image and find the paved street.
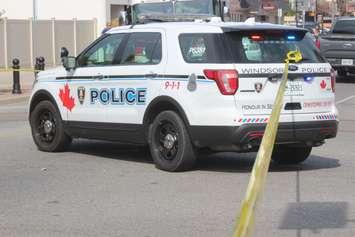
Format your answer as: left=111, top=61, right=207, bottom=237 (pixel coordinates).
left=0, top=77, right=355, bottom=237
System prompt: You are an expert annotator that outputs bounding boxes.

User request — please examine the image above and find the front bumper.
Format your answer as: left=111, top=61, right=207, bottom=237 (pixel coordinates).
left=189, top=120, right=338, bottom=150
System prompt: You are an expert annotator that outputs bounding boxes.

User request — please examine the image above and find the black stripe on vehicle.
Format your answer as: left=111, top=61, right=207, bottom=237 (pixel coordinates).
left=238, top=73, right=330, bottom=78
left=240, top=90, right=256, bottom=92
left=57, top=75, right=207, bottom=80
left=56, top=76, right=95, bottom=80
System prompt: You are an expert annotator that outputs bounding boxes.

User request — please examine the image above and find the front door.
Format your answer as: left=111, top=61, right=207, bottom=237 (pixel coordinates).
left=66, top=33, right=127, bottom=124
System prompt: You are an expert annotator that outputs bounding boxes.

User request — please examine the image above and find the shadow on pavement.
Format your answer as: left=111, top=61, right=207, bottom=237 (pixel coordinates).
left=280, top=201, right=348, bottom=233
left=196, top=153, right=340, bottom=173
left=69, top=139, right=340, bottom=173
left=69, top=139, right=153, bottom=164
left=336, top=74, right=355, bottom=83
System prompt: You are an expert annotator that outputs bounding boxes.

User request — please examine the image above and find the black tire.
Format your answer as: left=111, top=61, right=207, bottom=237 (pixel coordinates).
left=148, top=111, right=196, bottom=172
left=272, top=145, right=312, bottom=165
left=30, top=100, right=71, bottom=152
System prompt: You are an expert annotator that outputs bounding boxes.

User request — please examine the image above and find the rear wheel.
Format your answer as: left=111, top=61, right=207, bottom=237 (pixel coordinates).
left=148, top=111, right=196, bottom=172
left=30, top=100, right=71, bottom=152
left=272, top=145, right=312, bottom=165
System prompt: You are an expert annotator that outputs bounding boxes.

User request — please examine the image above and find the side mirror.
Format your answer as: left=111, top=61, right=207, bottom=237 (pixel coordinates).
left=62, top=56, right=76, bottom=71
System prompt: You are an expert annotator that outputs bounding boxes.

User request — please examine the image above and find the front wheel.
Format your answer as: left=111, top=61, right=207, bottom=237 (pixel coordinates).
left=271, top=145, right=312, bottom=165
left=148, top=111, right=196, bottom=172
left=30, top=100, right=71, bottom=152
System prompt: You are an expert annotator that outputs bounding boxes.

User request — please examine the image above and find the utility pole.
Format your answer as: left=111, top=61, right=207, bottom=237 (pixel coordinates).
left=296, top=0, right=298, bottom=27
left=33, top=0, right=38, bottom=20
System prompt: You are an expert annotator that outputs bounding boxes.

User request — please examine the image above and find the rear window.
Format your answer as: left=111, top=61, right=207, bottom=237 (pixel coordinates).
left=179, top=31, right=325, bottom=64
left=332, top=20, right=355, bottom=34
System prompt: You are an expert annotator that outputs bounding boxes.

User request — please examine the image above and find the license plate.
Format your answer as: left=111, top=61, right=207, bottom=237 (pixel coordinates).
left=341, top=59, right=353, bottom=65
left=285, top=80, right=303, bottom=96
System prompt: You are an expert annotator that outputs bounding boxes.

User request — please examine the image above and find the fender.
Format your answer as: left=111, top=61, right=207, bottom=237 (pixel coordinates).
left=143, top=96, right=190, bottom=126
left=29, top=89, right=63, bottom=120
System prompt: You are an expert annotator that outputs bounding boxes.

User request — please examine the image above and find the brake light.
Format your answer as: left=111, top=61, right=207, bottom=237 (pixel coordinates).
left=330, top=69, right=336, bottom=93
left=250, top=35, right=263, bottom=41
left=203, top=69, right=238, bottom=95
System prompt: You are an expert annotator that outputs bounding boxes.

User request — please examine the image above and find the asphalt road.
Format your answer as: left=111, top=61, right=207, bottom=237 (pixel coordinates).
left=0, top=77, right=355, bottom=237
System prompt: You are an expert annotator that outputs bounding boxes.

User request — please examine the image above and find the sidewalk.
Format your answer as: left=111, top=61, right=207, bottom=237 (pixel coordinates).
left=0, top=72, right=35, bottom=105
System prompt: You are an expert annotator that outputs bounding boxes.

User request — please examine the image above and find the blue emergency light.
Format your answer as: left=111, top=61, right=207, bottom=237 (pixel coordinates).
left=287, top=35, right=296, bottom=40
left=304, top=76, right=314, bottom=82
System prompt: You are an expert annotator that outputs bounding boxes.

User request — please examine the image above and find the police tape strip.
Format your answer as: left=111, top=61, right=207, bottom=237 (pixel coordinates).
left=0, top=68, right=41, bottom=73
left=232, top=51, right=303, bottom=237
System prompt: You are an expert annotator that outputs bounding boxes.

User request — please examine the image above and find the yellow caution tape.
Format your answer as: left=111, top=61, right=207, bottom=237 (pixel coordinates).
left=0, top=68, right=42, bottom=73
left=232, top=51, right=303, bottom=237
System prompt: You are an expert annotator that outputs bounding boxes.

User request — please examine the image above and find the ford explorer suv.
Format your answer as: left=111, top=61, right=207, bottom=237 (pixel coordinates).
left=29, top=21, right=338, bottom=171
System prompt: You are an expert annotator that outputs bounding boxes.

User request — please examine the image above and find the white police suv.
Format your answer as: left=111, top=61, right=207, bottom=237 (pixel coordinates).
left=29, top=21, right=338, bottom=171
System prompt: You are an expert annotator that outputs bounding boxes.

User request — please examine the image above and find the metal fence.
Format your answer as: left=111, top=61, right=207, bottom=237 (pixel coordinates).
left=0, top=18, right=97, bottom=68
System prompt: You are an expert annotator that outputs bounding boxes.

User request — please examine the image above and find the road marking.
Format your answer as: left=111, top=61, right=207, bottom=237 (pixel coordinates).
left=336, top=95, right=355, bottom=105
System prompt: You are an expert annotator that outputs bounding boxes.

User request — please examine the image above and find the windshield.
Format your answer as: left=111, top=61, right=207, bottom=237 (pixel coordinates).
left=175, top=0, right=214, bottom=15
left=332, top=20, right=355, bottom=34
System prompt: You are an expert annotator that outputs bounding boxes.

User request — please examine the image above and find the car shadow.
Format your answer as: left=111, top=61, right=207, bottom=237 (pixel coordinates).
left=196, top=152, right=341, bottom=173
left=69, top=139, right=340, bottom=173
left=336, top=74, right=355, bottom=83
left=69, top=139, right=154, bottom=164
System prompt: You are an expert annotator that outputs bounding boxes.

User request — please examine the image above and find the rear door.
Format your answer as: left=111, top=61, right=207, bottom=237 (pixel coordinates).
left=226, top=30, right=335, bottom=123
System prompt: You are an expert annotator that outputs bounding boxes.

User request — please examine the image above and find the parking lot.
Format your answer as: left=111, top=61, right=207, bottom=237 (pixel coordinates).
left=0, top=76, right=354, bottom=237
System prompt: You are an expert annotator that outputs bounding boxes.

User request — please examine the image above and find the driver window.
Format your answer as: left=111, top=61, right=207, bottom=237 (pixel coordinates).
left=78, top=34, right=125, bottom=67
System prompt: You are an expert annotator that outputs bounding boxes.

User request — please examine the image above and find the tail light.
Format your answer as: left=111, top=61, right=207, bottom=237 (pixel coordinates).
left=330, top=68, right=336, bottom=93
left=203, top=69, right=239, bottom=95
left=315, top=38, right=320, bottom=49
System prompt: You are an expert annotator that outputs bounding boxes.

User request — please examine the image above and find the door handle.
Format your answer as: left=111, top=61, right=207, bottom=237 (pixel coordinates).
left=94, top=74, right=104, bottom=80
left=145, top=73, right=158, bottom=78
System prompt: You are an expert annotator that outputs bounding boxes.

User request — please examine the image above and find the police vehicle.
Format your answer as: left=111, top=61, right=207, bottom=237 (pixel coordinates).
left=29, top=20, right=338, bottom=171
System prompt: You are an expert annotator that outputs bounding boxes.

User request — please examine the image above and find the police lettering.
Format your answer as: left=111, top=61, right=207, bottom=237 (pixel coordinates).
left=90, top=88, right=147, bottom=105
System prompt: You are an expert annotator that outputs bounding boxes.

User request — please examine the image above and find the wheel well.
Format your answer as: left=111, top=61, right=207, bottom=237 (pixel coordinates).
left=29, top=90, right=60, bottom=117
left=143, top=97, right=189, bottom=127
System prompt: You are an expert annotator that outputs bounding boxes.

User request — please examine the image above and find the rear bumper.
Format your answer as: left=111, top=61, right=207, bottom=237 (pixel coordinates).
left=189, top=120, right=338, bottom=149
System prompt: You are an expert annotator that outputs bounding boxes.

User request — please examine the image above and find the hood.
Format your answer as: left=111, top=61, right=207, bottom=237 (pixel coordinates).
left=37, top=67, right=67, bottom=80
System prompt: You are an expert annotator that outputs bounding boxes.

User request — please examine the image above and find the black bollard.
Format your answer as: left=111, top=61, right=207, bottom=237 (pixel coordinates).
left=12, top=58, right=22, bottom=94
left=38, top=57, right=45, bottom=71
left=34, top=57, right=40, bottom=78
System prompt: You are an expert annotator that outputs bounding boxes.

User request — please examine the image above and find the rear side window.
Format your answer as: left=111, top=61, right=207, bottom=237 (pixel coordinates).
left=179, top=34, right=232, bottom=63
left=121, top=32, right=162, bottom=65
left=179, top=31, right=325, bottom=64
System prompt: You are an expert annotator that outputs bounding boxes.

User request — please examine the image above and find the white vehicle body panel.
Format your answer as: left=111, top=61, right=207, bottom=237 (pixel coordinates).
left=29, top=21, right=339, bottom=150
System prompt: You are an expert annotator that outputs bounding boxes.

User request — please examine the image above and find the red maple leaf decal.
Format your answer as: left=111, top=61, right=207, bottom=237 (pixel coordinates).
left=59, top=83, right=75, bottom=111
left=320, top=80, right=327, bottom=89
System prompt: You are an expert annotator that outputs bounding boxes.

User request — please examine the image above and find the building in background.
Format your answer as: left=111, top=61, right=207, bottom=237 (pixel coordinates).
left=0, top=0, right=130, bottom=34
